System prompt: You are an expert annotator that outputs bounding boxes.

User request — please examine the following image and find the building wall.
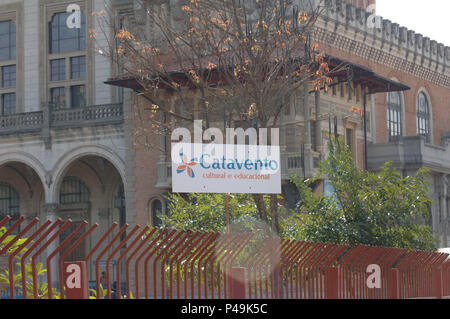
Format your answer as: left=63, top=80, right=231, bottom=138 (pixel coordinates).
left=314, top=1, right=450, bottom=246
left=320, top=45, right=450, bottom=146
left=126, top=0, right=450, bottom=246
left=0, top=0, right=130, bottom=277
left=1, top=0, right=448, bottom=249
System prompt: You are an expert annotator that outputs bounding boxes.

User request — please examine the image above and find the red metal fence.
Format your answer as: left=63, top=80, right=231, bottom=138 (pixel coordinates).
left=0, top=215, right=449, bottom=299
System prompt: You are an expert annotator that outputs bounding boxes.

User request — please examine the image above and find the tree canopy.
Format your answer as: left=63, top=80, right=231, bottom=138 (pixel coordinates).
left=284, top=138, right=438, bottom=251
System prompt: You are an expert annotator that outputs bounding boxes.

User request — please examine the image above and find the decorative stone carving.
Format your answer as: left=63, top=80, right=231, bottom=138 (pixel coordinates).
left=58, top=203, right=90, bottom=221
left=98, top=208, right=110, bottom=219
left=317, top=0, right=450, bottom=89
left=133, top=0, right=147, bottom=25
left=43, top=203, right=59, bottom=215
left=45, top=171, right=53, bottom=188
left=58, top=210, right=89, bottom=221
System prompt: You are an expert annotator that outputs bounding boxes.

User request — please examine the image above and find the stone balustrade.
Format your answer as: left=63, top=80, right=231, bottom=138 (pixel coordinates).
left=0, top=111, right=44, bottom=134
left=0, top=103, right=124, bottom=136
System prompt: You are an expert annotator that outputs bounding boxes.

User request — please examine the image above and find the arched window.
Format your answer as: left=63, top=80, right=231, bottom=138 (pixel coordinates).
left=49, top=12, right=86, bottom=54
left=114, top=184, right=126, bottom=239
left=417, top=92, right=431, bottom=143
left=0, top=182, right=19, bottom=216
left=60, top=176, right=90, bottom=204
left=151, top=199, right=163, bottom=227
left=387, top=91, right=402, bottom=142
left=0, top=182, right=20, bottom=229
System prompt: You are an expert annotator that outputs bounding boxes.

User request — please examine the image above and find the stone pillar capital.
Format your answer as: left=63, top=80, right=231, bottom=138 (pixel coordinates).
left=43, top=203, right=59, bottom=216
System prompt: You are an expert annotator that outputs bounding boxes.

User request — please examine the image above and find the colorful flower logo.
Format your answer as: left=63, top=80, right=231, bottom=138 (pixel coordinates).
left=176, top=153, right=198, bottom=178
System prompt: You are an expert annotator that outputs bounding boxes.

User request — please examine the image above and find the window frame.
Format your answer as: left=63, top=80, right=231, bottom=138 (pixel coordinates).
left=0, top=20, right=16, bottom=62
left=70, top=84, right=86, bottom=108
left=49, top=11, right=86, bottom=55
left=0, top=17, right=18, bottom=114
left=59, top=176, right=90, bottom=205
left=1, top=92, right=16, bottom=115
left=42, top=2, right=92, bottom=109
left=387, top=91, right=403, bottom=142
left=50, top=87, right=66, bottom=109
left=70, top=55, right=86, bottom=80
left=50, top=58, right=66, bottom=82
left=149, top=197, right=166, bottom=227
left=417, top=91, right=431, bottom=143
left=1, top=65, right=16, bottom=88
left=0, top=182, right=20, bottom=232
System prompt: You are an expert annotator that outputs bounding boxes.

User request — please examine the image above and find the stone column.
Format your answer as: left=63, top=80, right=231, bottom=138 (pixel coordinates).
left=43, top=203, right=60, bottom=287
left=315, top=90, right=322, bottom=153
left=122, top=88, right=137, bottom=227
left=438, top=175, right=448, bottom=247
left=41, top=103, right=52, bottom=150
left=439, top=175, right=448, bottom=223
left=443, top=175, right=449, bottom=247
left=303, top=83, right=314, bottom=177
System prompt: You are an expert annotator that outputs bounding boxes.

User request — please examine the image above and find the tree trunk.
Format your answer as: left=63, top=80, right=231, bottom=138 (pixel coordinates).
left=253, top=194, right=268, bottom=223
left=270, top=194, right=280, bottom=235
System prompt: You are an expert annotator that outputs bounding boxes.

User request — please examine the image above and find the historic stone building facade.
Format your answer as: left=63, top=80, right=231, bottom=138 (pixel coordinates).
left=314, top=0, right=450, bottom=246
left=0, top=0, right=448, bottom=284
left=0, top=0, right=136, bottom=280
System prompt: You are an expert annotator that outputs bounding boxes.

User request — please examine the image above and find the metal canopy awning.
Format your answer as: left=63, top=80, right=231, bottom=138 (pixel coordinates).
left=325, top=56, right=410, bottom=94
left=105, top=55, right=410, bottom=95
left=105, top=54, right=411, bottom=172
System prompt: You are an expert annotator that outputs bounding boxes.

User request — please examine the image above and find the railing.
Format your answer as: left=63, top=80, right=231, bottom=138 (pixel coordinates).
left=51, top=103, right=124, bottom=128
left=0, top=111, right=44, bottom=134
left=281, top=152, right=303, bottom=179
left=0, top=103, right=123, bottom=136
left=368, top=136, right=450, bottom=173
left=1, top=215, right=449, bottom=299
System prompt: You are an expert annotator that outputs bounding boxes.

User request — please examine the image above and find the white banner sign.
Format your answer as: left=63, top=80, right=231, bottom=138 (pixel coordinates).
left=171, top=143, right=281, bottom=194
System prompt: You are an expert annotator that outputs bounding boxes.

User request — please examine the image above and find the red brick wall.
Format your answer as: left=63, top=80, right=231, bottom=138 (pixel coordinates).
left=131, top=95, right=167, bottom=226
left=321, top=45, right=450, bottom=147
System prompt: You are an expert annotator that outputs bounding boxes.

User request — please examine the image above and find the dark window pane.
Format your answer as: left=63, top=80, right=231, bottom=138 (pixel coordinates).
left=2, top=65, right=16, bottom=87
left=50, top=87, right=66, bottom=108
left=417, top=92, right=430, bottom=141
left=387, top=92, right=402, bottom=142
left=0, top=35, right=8, bottom=46
left=1, top=93, right=16, bottom=115
left=0, top=48, right=8, bottom=60
left=71, top=85, right=86, bottom=108
left=50, top=59, right=65, bottom=81
left=0, top=182, right=20, bottom=231
left=0, top=21, right=8, bottom=34
left=49, top=12, right=86, bottom=54
left=152, top=200, right=163, bottom=227
left=0, top=21, right=16, bottom=60
left=60, top=176, right=90, bottom=204
left=346, top=128, right=353, bottom=151
left=70, top=56, right=86, bottom=79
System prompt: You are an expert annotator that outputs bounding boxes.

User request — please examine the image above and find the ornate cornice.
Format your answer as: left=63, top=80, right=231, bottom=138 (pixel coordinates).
left=317, top=0, right=450, bottom=88
left=314, top=27, right=450, bottom=88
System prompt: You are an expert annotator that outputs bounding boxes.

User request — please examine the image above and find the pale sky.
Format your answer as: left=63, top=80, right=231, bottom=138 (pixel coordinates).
left=377, top=0, right=450, bottom=46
